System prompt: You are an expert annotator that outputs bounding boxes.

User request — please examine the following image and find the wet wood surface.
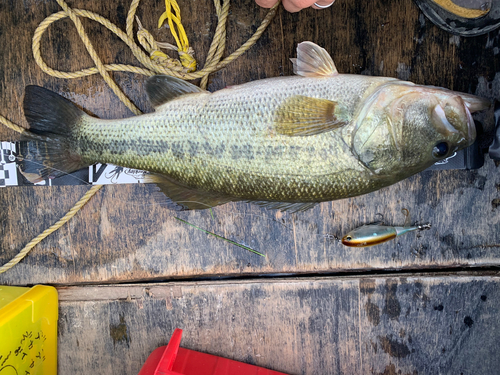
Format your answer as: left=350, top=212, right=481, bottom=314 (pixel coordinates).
left=2, top=1, right=500, bottom=374
left=0, top=0, right=499, bottom=286
left=57, top=274, right=500, bottom=375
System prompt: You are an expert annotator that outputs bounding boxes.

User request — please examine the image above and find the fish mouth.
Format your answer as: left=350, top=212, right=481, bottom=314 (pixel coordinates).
left=433, top=96, right=478, bottom=147
left=465, top=105, right=476, bottom=147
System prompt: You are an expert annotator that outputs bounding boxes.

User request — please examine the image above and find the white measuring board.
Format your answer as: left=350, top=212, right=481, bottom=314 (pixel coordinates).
left=0, top=141, right=146, bottom=187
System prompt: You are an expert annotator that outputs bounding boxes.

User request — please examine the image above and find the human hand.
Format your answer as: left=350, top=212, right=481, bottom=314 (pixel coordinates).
left=255, top=0, right=335, bottom=13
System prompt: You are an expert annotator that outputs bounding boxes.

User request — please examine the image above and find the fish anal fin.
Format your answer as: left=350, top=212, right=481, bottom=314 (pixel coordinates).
left=144, top=173, right=236, bottom=210
left=292, top=41, right=338, bottom=77
left=146, top=75, right=208, bottom=108
left=274, top=95, right=348, bottom=136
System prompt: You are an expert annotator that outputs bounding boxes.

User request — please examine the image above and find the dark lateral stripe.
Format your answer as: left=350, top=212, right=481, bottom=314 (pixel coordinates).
left=79, top=136, right=330, bottom=162
left=79, top=137, right=227, bottom=159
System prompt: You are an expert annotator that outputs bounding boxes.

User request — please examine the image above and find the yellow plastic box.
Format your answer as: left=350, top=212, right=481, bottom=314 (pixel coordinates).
left=0, top=285, right=58, bottom=374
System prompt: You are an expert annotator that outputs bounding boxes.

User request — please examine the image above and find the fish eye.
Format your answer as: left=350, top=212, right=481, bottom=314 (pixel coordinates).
left=433, top=142, right=449, bottom=158
left=346, top=236, right=352, bottom=241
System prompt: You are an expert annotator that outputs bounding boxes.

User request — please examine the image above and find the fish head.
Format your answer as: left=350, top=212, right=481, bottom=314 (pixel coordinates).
left=352, top=84, right=490, bottom=176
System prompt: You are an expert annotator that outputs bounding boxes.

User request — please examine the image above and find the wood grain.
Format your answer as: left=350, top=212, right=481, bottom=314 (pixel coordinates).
left=56, top=274, right=500, bottom=374
left=1, top=0, right=499, bottom=285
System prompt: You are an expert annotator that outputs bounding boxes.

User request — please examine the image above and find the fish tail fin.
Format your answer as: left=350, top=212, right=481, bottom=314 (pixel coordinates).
left=22, top=85, right=91, bottom=183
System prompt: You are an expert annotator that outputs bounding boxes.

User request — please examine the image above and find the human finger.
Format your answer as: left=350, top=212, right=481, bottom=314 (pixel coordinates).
left=282, top=0, right=316, bottom=12
left=255, top=0, right=279, bottom=8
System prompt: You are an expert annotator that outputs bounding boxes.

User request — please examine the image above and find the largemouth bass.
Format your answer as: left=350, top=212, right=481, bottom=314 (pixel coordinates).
left=23, top=42, right=490, bottom=211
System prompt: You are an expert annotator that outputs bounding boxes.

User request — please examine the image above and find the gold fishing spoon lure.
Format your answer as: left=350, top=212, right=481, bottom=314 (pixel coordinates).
left=342, top=209, right=431, bottom=247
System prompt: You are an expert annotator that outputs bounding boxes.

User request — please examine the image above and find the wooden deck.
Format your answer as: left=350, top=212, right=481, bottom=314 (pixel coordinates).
left=0, top=0, right=499, bottom=374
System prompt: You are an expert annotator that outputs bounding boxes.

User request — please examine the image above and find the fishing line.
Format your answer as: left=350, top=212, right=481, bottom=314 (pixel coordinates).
left=0, top=0, right=280, bottom=275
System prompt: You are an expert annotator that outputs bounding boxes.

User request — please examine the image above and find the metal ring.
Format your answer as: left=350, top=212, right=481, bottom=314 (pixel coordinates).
left=314, top=1, right=335, bottom=9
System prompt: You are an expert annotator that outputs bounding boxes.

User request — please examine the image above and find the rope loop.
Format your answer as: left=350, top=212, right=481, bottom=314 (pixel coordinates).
left=0, top=0, right=280, bottom=275
left=136, top=17, right=184, bottom=71
left=31, top=0, right=280, bottom=88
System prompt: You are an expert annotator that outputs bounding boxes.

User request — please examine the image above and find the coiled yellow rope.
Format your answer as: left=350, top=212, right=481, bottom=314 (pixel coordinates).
left=157, top=0, right=197, bottom=72
left=0, top=0, right=280, bottom=275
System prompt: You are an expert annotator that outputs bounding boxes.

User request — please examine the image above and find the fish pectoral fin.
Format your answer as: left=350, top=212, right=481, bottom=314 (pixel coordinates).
left=146, top=75, right=209, bottom=108
left=291, top=42, right=338, bottom=77
left=144, top=173, right=236, bottom=210
left=274, top=95, right=348, bottom=136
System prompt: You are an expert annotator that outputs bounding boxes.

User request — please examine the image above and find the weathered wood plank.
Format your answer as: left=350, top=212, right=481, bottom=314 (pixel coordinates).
left=1, top=0, right=499, bottom=285
left=56, top=274, right=500, bottom=374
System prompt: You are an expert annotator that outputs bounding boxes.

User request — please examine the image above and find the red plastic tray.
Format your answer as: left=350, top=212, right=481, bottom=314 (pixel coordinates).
left=138, top=329, right=290, bottom=375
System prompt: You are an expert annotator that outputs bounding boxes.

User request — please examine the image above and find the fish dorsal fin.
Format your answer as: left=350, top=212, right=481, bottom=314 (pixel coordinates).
left=291, top=42, right=338, bottom=77
left=274, top=95, right=349, bottom=136
left=144, top=173, right=236, bottom=210
left=146, top=75, right=208, bottom=108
